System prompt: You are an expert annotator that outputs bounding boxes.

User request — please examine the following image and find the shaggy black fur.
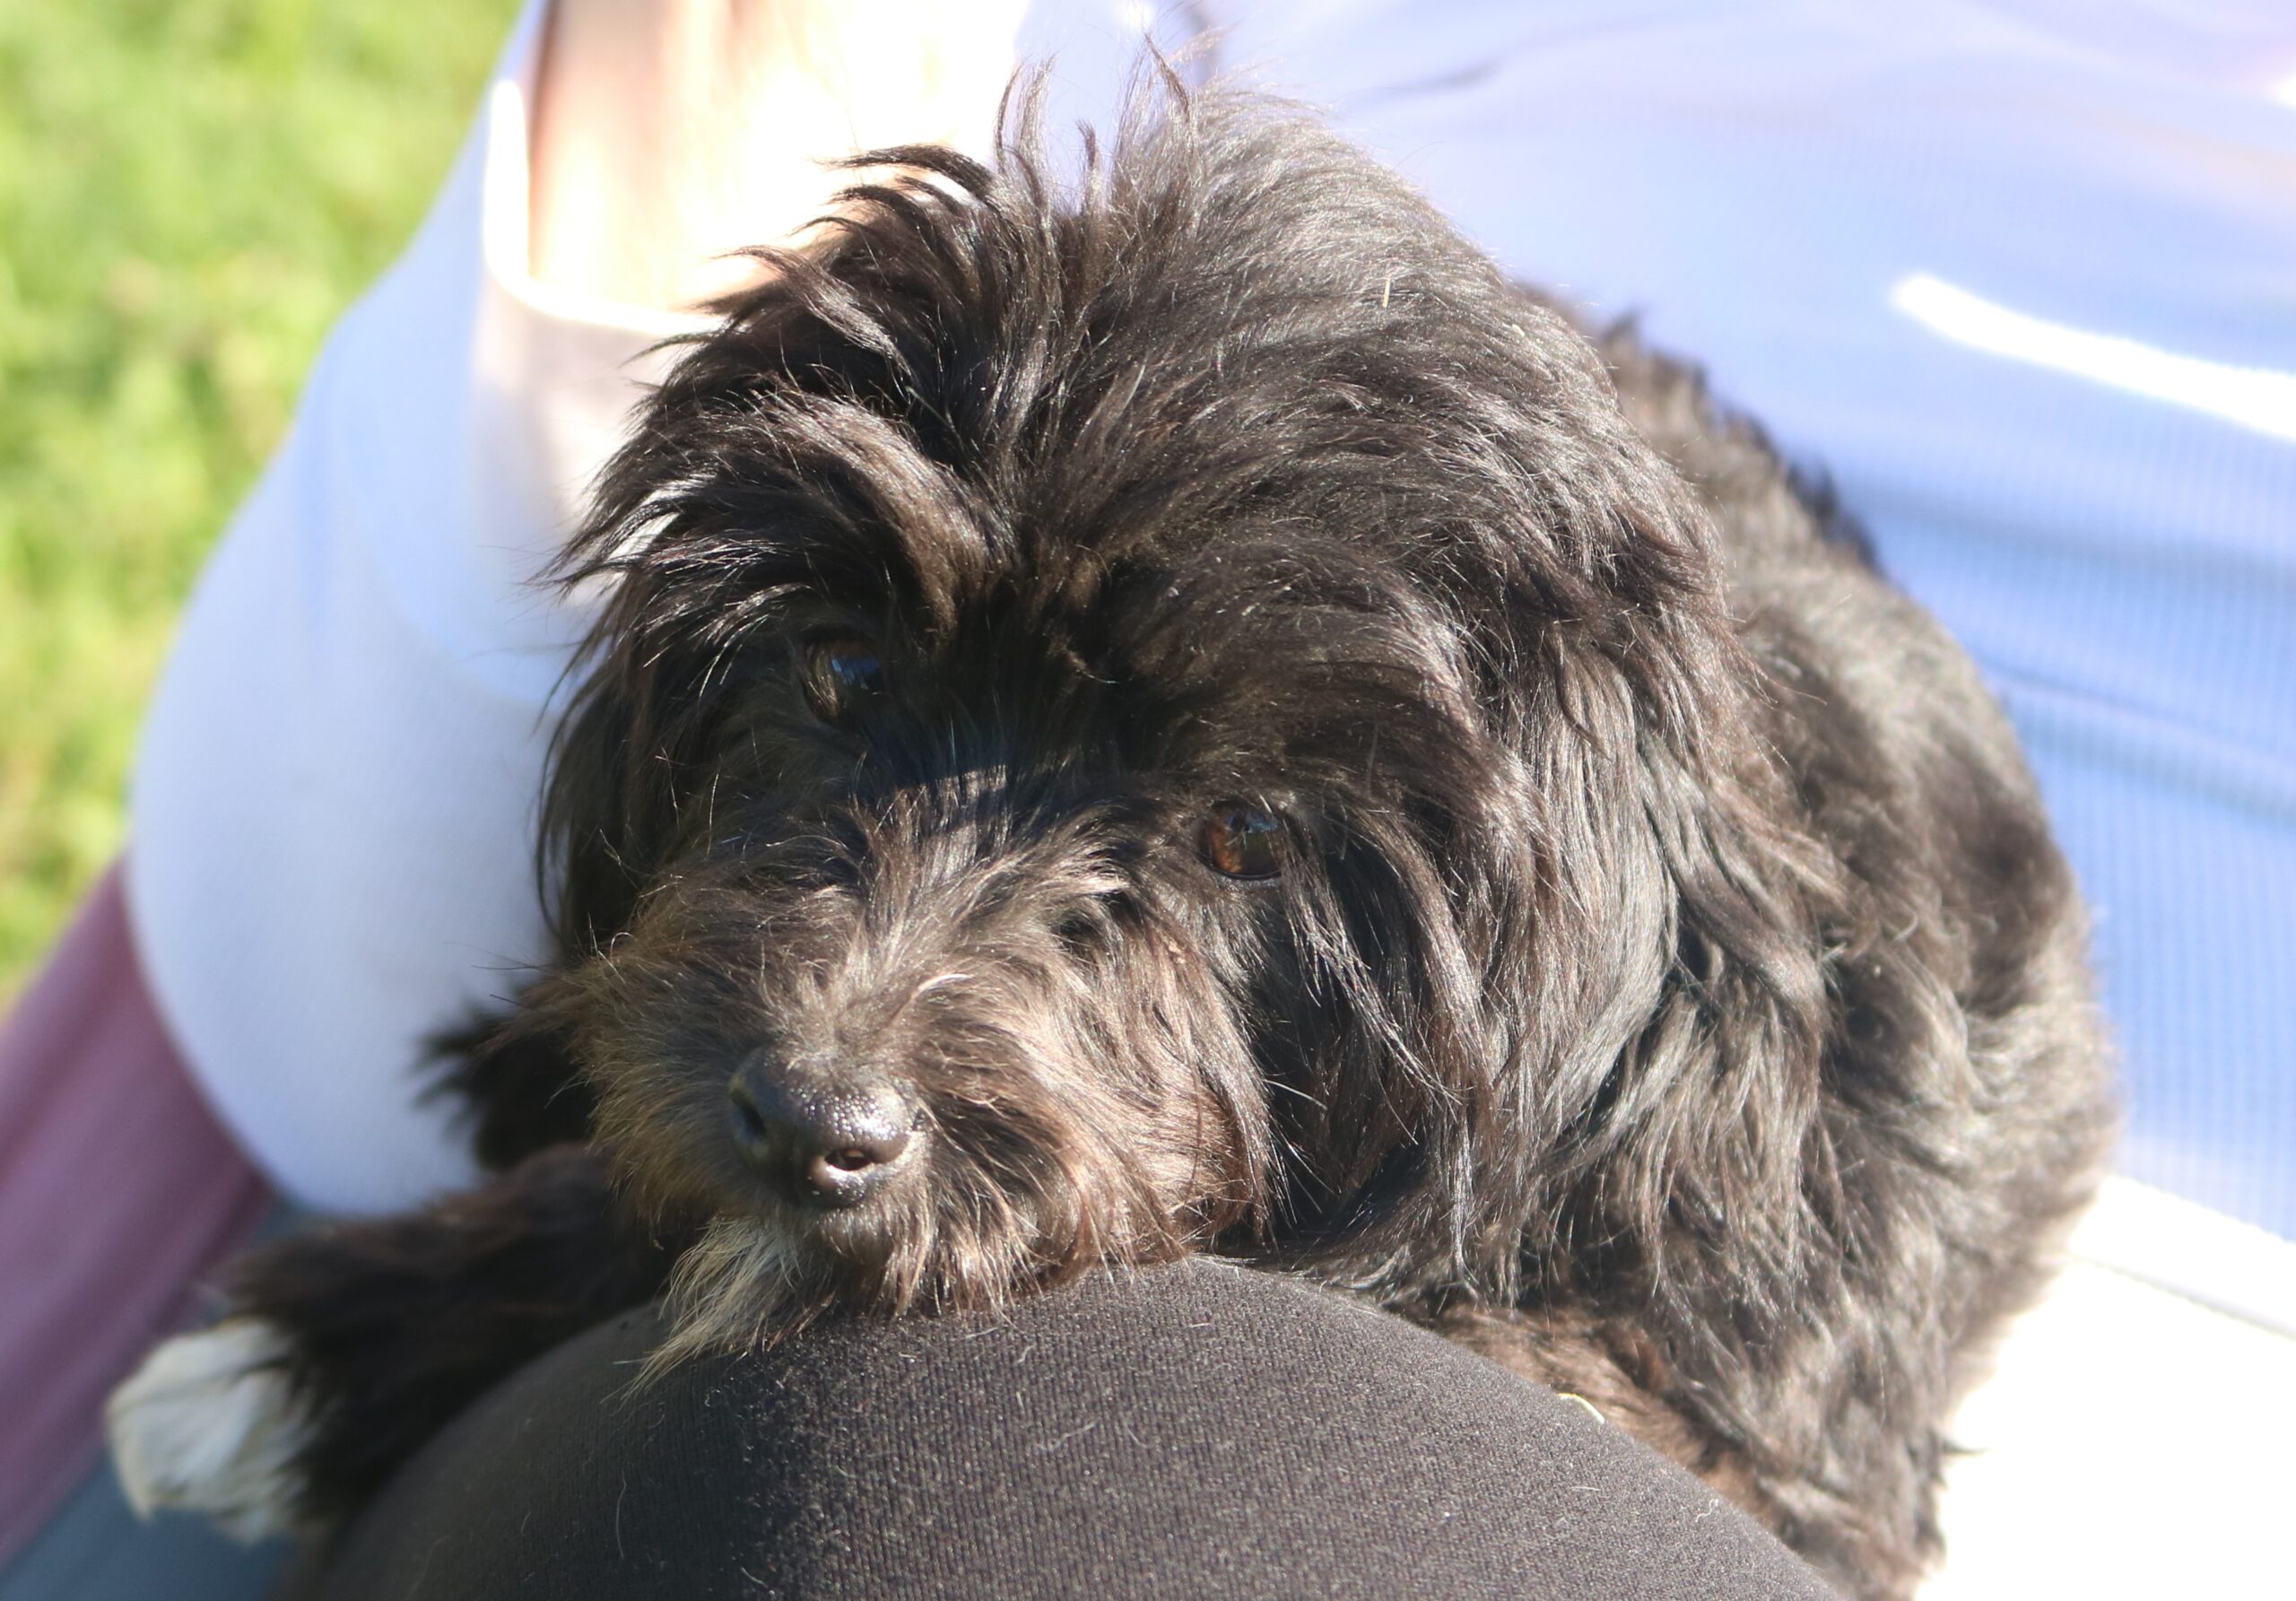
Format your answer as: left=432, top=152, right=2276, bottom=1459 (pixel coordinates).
left=212, top=81, right=2112, bottom=1599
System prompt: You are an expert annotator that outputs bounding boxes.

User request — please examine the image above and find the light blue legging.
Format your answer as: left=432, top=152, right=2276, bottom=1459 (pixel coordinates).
left=0, top=1464, right=288, bottom=1601
left=0, top=1202, right=311, bottom=1600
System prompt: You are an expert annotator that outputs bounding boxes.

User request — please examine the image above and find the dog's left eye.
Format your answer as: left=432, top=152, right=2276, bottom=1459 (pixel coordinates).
left=804, top=639, right=889, bottom=720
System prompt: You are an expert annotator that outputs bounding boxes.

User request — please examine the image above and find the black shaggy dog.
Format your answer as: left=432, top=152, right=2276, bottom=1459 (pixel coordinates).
left=111, top=83, right=2113, bottom=1600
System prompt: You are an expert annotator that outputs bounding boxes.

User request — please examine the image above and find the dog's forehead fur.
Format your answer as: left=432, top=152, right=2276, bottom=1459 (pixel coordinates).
left=569, top=91, right=1735, bottom=799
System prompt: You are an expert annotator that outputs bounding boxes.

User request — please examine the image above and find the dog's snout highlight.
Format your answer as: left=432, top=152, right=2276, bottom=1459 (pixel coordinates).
left=727, top=1066, right=918, bottom=1209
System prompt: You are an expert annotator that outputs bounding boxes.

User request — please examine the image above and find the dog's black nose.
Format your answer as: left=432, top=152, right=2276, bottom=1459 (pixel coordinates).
left=727, top=1068, right=918, bottom=1208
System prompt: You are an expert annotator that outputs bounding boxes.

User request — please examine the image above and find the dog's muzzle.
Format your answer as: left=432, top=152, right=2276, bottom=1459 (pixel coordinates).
left=727, top=1063, right=919, bottom=1210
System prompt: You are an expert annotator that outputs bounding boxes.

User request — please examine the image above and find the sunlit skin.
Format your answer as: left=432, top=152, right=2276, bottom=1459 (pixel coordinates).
left=527, top=0, right=1027, bottom=309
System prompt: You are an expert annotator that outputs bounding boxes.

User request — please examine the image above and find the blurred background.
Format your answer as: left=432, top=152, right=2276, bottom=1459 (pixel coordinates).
left=0, top=0, right=518, bottom=1003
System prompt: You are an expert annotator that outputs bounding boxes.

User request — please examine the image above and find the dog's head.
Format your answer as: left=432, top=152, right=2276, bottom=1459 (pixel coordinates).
left=530, top=83, right=1838, bottom=1352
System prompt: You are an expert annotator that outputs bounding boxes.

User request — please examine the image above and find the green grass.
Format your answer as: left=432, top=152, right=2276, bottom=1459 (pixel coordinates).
left=0, top=0, right=519, bottom=1001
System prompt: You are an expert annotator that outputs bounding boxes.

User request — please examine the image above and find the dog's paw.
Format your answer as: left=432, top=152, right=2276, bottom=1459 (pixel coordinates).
left=105, top=1319, right=317, bottom=1541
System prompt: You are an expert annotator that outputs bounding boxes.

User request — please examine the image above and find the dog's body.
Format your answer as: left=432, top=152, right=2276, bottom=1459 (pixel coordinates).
left=111, top=88, right=2112, bottom=1599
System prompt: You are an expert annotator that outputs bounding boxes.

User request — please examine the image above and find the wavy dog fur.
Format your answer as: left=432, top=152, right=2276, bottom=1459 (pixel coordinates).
left=135, top=78, right=2111, bottom=1599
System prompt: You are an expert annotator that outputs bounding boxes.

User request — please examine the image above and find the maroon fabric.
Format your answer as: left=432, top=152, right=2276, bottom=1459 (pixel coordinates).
left=0, top=861, right=274, bottom=1566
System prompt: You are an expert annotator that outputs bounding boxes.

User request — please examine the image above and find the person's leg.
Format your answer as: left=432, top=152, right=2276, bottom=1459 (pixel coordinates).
left=296, top=1260, right=1836, bottom=1601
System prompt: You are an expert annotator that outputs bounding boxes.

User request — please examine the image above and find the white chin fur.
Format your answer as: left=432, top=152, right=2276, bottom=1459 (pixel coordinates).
left=650, top=1214, right=808, bottom=1376
left=105, top=1319, right=317, bottom=1542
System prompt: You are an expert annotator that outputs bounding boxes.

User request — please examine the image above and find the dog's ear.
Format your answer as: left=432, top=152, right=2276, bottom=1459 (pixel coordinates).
left=1544, top=705, right=1846, bottom=1291
left=1438, top=484, right=1907, bottom=1478
left=1394, top=640, right=1848, bottom=1297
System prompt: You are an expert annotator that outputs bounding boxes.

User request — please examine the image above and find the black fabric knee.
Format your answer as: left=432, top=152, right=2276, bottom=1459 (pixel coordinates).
left=298, top=1260, right=1836, bottom=1599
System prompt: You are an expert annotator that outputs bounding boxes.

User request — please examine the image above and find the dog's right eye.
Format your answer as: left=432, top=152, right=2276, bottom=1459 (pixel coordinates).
left=1199, top=805, right=1282, bottom=881
left=804, top=639, right=889, bottom=721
